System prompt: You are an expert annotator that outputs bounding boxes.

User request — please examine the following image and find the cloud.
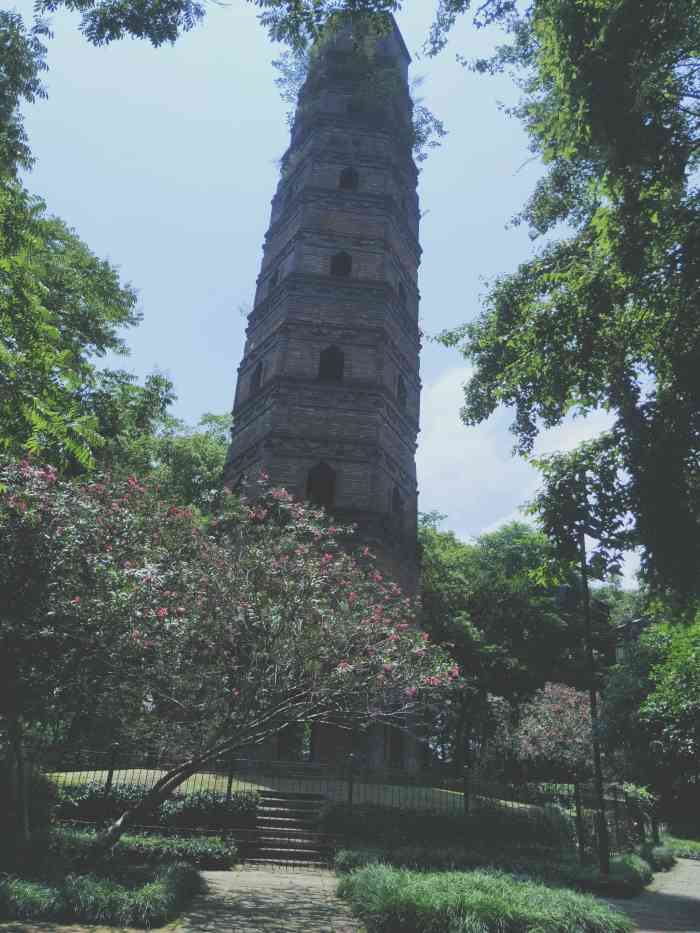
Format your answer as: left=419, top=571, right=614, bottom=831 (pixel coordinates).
left=416, top=366, right=614, bottom=542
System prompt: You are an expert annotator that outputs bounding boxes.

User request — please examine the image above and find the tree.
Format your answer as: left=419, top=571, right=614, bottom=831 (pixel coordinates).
left=0, top=12, right=142, bottom=470
left=418, top=517, right=587, bottom=773
left=435, top=0, right=700, bottom=598
left=515, top=683, right=592, bottom=781
left=602, top=615, right=700, bottom=811
left=0, top=458, right=449, bottom=846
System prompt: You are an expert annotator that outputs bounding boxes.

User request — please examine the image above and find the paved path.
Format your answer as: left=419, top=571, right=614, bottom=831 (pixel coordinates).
left=174, top=868, right=361, bottom=933
left=606, top=858, right=700, bottom=932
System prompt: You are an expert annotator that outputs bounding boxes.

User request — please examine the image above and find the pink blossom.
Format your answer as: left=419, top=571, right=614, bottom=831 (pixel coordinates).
left=156, top=607, right=168, bottom=619
left=387, top=633, right=399, bottom=643
left=336, top=660, right=352, bottom=672
left=348, top=592, right=358, bottom=606
left=70, top=596, right=81, bottom=605
left=382, top=663, right=394, bottom=674
left=405, top=686, right=418, bottom=699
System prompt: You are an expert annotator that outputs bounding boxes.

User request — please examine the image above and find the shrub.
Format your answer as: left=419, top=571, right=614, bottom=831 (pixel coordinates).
left=337, top=864, right=634, bottom=933
left=160, top=789, right=258, bottom=829
left=640, top=844, right=676, bottom=871
left=54, top=780, right=258, bottom=830
left=320, top=800, right=576, bottom=851
left=0, top=863, right=202, bottom=927
left=662, top=833, right=700, bottom=860
left=50, top=825, right=238, bottom=869
left=334, top=845, right=655, bottom=898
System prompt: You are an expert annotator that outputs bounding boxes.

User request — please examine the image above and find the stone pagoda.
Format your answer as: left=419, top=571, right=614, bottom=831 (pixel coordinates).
left=225, top=15, right=422, bottom=595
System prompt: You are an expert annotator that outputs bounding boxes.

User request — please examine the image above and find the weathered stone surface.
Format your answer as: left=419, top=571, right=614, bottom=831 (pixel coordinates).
left=225, top=17, right=420, bottom=581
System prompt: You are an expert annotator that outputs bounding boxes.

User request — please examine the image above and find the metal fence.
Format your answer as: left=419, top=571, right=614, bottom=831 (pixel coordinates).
left=38, top=746, right=651, bottom=862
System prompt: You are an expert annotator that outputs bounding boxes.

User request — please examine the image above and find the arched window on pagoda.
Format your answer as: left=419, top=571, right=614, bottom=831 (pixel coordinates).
left=339, top=167, right=359, bottom=191
left=319, top=346, right=345, bottom=383
left=307, top=462, right=336, bottom=509
left=330, top=251, right=352, bottom=277
left=392, top=485, right=405, bottom=530
left=397, top=374, right=407, bottom=411
left=250, top=361, right=263, bottom=396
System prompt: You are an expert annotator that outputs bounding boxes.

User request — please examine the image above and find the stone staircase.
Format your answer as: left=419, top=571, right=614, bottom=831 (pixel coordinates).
left=245, top=790, right=333, bottom=867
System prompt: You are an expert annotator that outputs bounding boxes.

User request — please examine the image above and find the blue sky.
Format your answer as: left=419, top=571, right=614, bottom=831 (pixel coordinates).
left=17, top=0, right=621, bottom=556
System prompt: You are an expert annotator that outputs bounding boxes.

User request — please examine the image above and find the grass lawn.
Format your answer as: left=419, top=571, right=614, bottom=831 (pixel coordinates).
left=662, top=833, right=700, bottom=859
left=49, top=768, right=468, bottom=811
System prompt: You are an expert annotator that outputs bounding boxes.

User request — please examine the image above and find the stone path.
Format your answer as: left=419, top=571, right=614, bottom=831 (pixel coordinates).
left=606, top=858, right=700, bottom=932
left=174, top=867, right=361, bottom=933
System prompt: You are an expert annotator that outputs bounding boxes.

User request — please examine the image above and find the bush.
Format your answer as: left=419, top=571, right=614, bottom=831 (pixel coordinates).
left=320, top=800, right=576, bottom=851
left=640, top=844, right=676, bottom=871
left=50, top=825, right=238, bottom=869
left=662, top=833, right=700, bottom=860
left=334, top=845, right=654, bottom=897
left=55, top=780, right=258, bottom=829
left=337, top=864, right=634, bottom=933
left=0, top=863, right=202, bottom=927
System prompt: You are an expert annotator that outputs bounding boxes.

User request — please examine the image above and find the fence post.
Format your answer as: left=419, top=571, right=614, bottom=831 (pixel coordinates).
left=104, top=744, right=118, bottom=797
left=346, top=753, right=356, bottom=810
left=226, top=756, right=235, bottom=802
left=611, top=785, right=621, bottom=853
left=463, top=767, right=470, bottom=816
left=574, top=782, right=587, bottom=865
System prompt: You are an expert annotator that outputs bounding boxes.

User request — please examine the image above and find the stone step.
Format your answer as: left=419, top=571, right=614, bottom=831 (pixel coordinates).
left=258, top=814, right=319, bottom=825
left=244, top=857, right=330, bottom=869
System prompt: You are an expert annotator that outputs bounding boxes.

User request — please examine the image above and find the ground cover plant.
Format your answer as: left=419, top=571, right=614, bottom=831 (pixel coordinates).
left=319, top=800, right=577, bottom=851
left=337, top=863, right=634, bottom=933
left=0, top=862, right=201, bottom=927
left=662, top=833, right=700, bottom=860
left=334, top=846, right=654, bottom=898
left=54, top=781, right=259, bottom=830
left=50, top=824, right=238, bottom=869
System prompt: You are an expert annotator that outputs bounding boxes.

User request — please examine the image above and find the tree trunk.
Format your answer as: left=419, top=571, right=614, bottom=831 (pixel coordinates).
left=8, top=715, right=30, bottom=846
left=579, top=529, right=610, bottom=875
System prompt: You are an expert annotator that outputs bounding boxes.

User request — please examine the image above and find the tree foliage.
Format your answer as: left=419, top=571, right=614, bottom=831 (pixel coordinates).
left=436, top=0, right=700, bottom=598
left=515, top=682, right=592, bottom=780
left=0, top=12, right=142, bottom=470
left=0, top=459, right=449, bottom=840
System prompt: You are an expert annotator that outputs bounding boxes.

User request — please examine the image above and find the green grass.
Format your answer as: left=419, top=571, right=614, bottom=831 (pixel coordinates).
left=334, top=846, right=654, bottom=897
left=51, top=825, right=238, bottom=869
left=50, top=767, right=467, bottom=812
left=0, top=863, right=202, bottom=928
left=337, top=863, right=634, bottom=933
left=662, top=833, right=700, bottom=860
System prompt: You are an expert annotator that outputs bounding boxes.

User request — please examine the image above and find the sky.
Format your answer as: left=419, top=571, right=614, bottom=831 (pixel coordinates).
left=16, top=0, right=626, bottom=562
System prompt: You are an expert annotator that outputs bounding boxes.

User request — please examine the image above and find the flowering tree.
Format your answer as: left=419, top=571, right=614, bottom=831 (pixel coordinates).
left=0, top=459, right=449, bottom=846
left=515, top=683, right=593, bottom=780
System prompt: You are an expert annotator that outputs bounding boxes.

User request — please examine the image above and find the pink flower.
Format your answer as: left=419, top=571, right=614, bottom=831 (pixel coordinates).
left=156, top=607, right=168, bottom=619
left=348, top=592, right=358, bottom=606
left=387, top=633, right=399, bottom=643
left=382, top=663, right=394, bottom=674
left=70, top=596, right=81, bottom=605
left=362, top=547, right=373, bottom=558
left=231, top=687, right=241, bottom=699
left=371, top=571, right=383, bottom=583
left=396, top=623, right=409, bottom=631
left=405, top=686, right=418, bottom=699
left=336, top=660, right=352, bottom=672
left=423, top=675, right=442, bottom=687
left=321, top=553, right=333, bottom=564
left=420, top=632, right=430, bottom=642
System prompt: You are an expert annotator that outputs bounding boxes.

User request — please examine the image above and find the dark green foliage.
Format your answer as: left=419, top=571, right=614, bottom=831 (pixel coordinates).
left=640, top=845, right=676, bottom=872
left=51, top=825, right=238, bottom=869
left=334, top=846, right=653, bottom=897
left=0, top=862, right=202, bottom=927
left=662, top=834, right=700, bottom=860
left=337, top=863, right=634, bottom=933
left=55, top=781, right=259, bottom=829
left=320, top=801, right=575, bottom=851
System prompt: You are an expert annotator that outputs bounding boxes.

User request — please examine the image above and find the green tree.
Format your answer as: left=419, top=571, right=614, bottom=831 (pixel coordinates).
left=0, top=459, right=449, bottom=847
left=418, top=517, right=585, bottom=772
left=0, top=12, right=141, bottom=470
left=601, top=615, right=700, bottom=826
left=435, top=0, right=700, bottom=598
